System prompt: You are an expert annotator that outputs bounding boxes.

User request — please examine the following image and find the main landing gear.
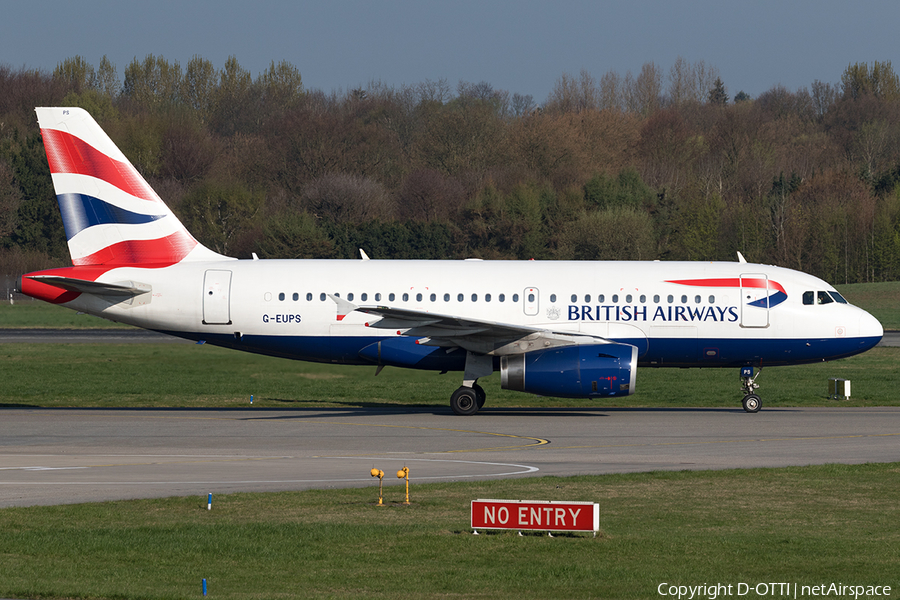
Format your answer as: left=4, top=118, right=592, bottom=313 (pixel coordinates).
left=450, top=383, right=486, bottom=416
left=740, top=365, right=762, bottom=413
left=450, top=352, right=492, bottom=416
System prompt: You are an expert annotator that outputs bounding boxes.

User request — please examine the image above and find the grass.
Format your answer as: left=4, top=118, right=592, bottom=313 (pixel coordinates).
left=0, top=464, right=898, bottom=599
left=1, top=342, right=898, bottom=409
left=0, top=298, right=130, bottom=328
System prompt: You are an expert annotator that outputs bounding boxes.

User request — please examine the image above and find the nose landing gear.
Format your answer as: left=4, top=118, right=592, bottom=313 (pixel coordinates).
left=740, top=365, right=762, bottom=413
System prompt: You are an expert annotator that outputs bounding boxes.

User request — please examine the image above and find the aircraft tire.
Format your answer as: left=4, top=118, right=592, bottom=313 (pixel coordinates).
left=742, top=394, right=761, bottom=413
left=473, top=383, right=486, bottom=409
left=451, top=386, right=480, bottom=416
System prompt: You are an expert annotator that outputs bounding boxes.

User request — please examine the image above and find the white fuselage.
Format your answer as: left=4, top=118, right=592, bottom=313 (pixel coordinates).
left=58, top=259, right=884, bottom=369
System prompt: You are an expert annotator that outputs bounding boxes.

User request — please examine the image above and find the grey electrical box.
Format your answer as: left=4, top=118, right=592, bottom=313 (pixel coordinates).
left=828, top=378, right=850, bottom=400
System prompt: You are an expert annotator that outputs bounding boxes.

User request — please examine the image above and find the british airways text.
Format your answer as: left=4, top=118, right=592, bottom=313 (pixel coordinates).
left=568, top=305, right=739, bottom=322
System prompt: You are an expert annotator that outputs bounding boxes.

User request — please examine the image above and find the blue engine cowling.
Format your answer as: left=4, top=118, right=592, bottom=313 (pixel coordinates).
left=500, top=343, right=637, bottom=398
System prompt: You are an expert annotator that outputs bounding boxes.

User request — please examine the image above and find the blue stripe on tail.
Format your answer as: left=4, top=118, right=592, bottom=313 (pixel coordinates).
left=57, top=193, right=165, bottom=240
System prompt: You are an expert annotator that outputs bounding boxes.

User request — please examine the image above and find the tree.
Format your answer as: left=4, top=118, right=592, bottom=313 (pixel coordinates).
left=708, top=77, right=728, bottom=105
left=257, top=210, right=335, bottom=259
left=302, top=173, right=393, bottom=224
left=628, top=62, right=663, bottom=116
left=398, top=168, right=464, bottom=221
left=53, top=56, right=92, bottom=93
left=841, top=61, right=900, bottom=100
left=182, top=56, right=217, bottom=118
left=583, top=167, right=655, bottom=211
left=810, top=79, right=838, bottom=119
left=258, top=60, right=304, bottom=108
left=545, top=69, right=599, bottom=113
left=0, top=159, right=21, bottom=241
left=557, top=207, right=657, bottom=260
left=122, top=54, right=183, bottom=108
left=92, top=55, right=120, bottom=98
left=668, top=57, right=719, bottom=105
left=179, top=181, right=263, bottom=255
left=211, top=56, right=254, bottom=135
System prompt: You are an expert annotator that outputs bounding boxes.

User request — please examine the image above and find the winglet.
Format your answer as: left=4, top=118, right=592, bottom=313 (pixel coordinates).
left=737, top=252, right=747, bottom=264
left=360, top=249, right=370, bottom=260
left=327, top=293, right=359, bottom=321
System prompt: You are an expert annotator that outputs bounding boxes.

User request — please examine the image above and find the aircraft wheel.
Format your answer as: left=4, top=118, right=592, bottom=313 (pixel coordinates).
left=473, top=383, right=486, bottom=408
left=450, top=386, right=480, bottom=416
left=742, top=394, right=761, bottom=413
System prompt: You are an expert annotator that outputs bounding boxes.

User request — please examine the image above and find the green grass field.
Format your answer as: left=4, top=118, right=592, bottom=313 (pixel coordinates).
left=1, top=464, right=898, bottom=600
left=1, top=342, right=898, bottom=409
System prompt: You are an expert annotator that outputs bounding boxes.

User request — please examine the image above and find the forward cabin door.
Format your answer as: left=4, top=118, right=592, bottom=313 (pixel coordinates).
left=203, top=269, right=232, bottom=325
left=740, top=273, right=769, bottom=328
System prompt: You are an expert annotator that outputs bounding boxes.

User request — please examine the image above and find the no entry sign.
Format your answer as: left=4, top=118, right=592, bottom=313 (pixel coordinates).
left=471, top=499, right=599, bottom=533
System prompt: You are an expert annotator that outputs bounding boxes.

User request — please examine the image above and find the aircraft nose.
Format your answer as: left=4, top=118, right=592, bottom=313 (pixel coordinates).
left=858, top=309, right=884, bottom=343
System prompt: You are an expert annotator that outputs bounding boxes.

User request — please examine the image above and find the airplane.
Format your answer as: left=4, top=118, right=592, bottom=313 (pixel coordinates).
left=18, top=107, right=884, bottom=415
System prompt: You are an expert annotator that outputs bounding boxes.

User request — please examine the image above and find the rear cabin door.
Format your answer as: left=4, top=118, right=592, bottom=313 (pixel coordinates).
left=740, top=273, right=769, bottom=328
left=203, top=269, right=232, bottom=325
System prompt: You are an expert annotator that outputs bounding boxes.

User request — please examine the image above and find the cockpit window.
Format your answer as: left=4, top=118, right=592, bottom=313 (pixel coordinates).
left=829, top=291, right=848, bottom=304
left=817, top=291, right=834, bottom=305
left=803, top=291, right=814, bottom=305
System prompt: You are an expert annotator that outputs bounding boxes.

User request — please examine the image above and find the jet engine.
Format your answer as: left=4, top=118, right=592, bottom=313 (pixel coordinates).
left=500, top=343, right=637, bottom=398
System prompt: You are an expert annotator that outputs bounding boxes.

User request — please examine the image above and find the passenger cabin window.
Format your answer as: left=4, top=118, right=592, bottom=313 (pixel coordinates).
left=389, top=293, right=395, bottom=302
left=550, top=294, right=556, bottom=303
left=513, top=294, right=519, bottom=302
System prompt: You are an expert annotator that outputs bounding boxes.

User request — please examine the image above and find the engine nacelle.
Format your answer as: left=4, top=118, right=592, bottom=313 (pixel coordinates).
left=500, top=343, right=637, bottom=398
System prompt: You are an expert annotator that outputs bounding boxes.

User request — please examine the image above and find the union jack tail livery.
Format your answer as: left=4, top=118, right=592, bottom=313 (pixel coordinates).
left=36, top=107, right=224, bottom=267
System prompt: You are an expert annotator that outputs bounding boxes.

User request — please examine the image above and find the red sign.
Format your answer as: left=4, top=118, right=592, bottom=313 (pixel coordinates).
left=471, top=499, right=599, bottom=532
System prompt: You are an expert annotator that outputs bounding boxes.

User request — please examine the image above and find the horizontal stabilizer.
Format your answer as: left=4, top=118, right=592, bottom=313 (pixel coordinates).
left=25, top=275, right=150, bottom=298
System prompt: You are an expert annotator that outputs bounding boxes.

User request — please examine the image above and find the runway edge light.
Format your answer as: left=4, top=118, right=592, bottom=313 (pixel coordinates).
left=397, top=466, right=410, bottom=505
left=370, top=468, right=385, bottom=505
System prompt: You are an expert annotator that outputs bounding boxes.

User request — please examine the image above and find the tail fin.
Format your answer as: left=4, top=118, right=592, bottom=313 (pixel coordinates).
left=35, top=107, right=228, bottom=266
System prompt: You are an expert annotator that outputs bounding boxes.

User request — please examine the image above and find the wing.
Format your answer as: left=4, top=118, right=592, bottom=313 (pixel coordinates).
left=331, top=295, right=607, bottom=355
